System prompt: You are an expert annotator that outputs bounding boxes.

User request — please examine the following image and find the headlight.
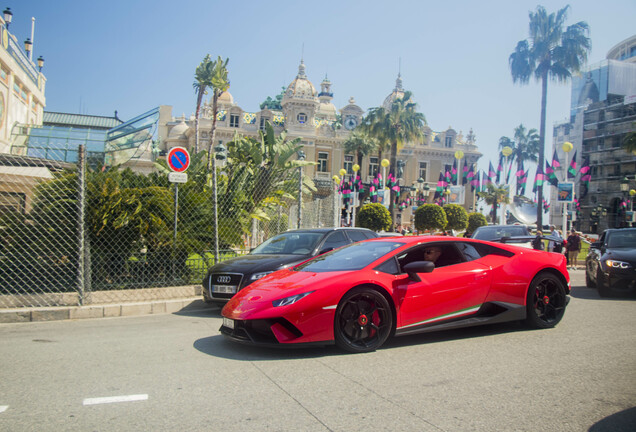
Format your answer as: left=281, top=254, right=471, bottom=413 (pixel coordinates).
left=605, top=260, right=632, bottom=269
left=272, top=291, right=314, bottom=307
left=250, top=271, right=273, bottom=281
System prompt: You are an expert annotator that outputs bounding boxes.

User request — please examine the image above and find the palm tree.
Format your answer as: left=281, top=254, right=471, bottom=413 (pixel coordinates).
left=206, top=56, right=230, bottom=178
left=510, top=5, right=590, bottom=228
left=193, top=55, right=213, bottom=154
left=363, top=91, right=426, bottom=222
left=343, top=130, right=378, bottom=169
left=478, top=184, right=510, bottom=224
left=499, top=124, right=540, bottom=182
left=623, top=128, right=636, bottom=155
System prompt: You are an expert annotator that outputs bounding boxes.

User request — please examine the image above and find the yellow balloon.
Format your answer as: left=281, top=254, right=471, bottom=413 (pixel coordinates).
left=381, top=159, right=390, bottom=168
left=339, top=168, right=347, bottom=176
left=333, top=175, right=340, bottom=183
left=501, top=146, right=512, bottom=157
left=630, top=189, right=636, bottom=196
left=454, top=150, right=464, bottom=159
left=352, top=164, right=360, bottom=172
left=562, top=141, right=573, bottom=153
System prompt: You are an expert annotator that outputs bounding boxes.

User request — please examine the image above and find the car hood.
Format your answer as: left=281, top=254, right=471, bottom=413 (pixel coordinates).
left=603, top=248, right=636, bottom=262
left=211, top=254, right=311, bottom=273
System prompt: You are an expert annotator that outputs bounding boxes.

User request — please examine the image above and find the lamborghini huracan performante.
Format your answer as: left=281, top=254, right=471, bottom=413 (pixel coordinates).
left=220, top=236, right=570, bottom=353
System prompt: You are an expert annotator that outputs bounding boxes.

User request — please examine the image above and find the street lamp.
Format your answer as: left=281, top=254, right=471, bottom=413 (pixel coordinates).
left=3, top=7, right=12, bottom=30
left=37, top=56, right=44, bottom=72
left=212, top=142, right=227, bottom=263
left=297, top=150, right=306, bottom=229
left=381, top=159, right=389, bottom=189
left=351, top=163, right=360, bottom=227
left=454, top=150, right=464, bottom=186
left=24, top=38, right=32, bottom=58
left=620, top=176, right=629, bottom=193
left=332, top=175, right=340, bottom=227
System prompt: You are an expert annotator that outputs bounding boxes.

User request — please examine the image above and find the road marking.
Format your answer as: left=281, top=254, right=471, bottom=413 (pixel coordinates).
left=0, top=406, right=8, bottom=413
left=83, top=394, right=148, bottom=406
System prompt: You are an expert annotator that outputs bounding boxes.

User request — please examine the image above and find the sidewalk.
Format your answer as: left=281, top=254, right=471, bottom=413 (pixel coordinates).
left=0, top=285, right=215, bottom=324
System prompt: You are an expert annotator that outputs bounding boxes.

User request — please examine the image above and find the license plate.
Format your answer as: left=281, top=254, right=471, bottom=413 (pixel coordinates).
left=212, top=284, right=237, bottom=294
left=223, top=317, right=234, bottom=329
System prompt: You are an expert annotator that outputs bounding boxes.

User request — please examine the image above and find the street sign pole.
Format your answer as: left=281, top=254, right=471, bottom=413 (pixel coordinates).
left=166, top=147, right=190, bottom=282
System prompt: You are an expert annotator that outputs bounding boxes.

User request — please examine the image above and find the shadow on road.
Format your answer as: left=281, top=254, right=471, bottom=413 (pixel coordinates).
left=192, top=320, right=537, bottom=361
left=589, top=406, right=636, bottom=432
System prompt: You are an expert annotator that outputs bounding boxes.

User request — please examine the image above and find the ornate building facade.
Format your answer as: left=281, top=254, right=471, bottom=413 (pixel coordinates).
left=159, top=60, right=483, bottom=226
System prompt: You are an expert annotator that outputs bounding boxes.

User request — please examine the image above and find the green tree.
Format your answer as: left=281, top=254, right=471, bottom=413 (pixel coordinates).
left=193, top=54, right=213, bottom=154
left=510, top=5, right=590, bottom=227
left=343, top=129, right=378, bottom=169
left=478, top=184, right=510, bottom=224
left=363, top=91, right=426, bottom=223
left=466, top=212, right=488, bottom=235
left=356, top=203, right=392, bottom=232
left=443, top=204, right=468, bottom=231
left=622, top=128, right=636, bottom=154
left=414, top=204, right=447, bottom=232
left=259, top=87, right=285, bottom=110
left=499, top=124, right=540, bottom=165
left=205, top=56, right=230, bottom=178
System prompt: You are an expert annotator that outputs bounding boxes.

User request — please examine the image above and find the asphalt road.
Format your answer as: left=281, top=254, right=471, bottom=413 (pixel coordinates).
left=0, top=271, right=634, bottom=432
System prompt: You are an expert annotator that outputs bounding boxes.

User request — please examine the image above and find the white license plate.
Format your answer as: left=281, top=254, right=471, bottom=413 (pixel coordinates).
left=223, top=317, right=234, bottom=329
left=212, top=284, right=237, bottom=294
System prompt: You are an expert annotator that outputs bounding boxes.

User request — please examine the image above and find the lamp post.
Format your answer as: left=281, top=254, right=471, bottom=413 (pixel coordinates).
left=454, top=150, right=464, bottom=186
left=212, top=142, right=227, bottom=263
left=339, top=168, right=348, bottom=226
left=3, top=7, right=12, bottom=30
left=629, top=188, right=636, bottom=227
left=562, top=141, right=574, bottom=233
left=297, top=150, right=306, bottom=229
left=381, top=158, right=389, bottom=189
left=24, top=38, right=32, bottom=58
left=620, top=176, right=629, bottom=227
left=37, top=55, right=44, bottom=72
left=500, top=146, right=512, bottom=225
left=351, top=164, right=360, bottom=227
left=332, top=175, right=340, bottom=227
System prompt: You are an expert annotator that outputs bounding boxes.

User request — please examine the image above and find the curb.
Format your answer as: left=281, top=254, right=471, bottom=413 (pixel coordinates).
left=0, top=298, right=214, bottom=324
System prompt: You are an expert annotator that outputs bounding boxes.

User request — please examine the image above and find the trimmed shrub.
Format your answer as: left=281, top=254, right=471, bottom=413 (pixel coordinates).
left=443, top=204, right=468, bottom=231
left=356, top=203, right=392, bottom=232
left=467, top=212, right=488, bottom=235
left=414, top=204, right=447, bottom=232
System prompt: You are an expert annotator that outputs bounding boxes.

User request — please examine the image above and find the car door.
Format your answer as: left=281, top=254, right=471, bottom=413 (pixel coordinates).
left=587, top=232, right=604, bottom=279
left=395, top=242, right=493, bottom=331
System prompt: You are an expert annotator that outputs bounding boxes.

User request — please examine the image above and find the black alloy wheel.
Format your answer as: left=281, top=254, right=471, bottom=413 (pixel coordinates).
left=334, top=287, right=393, bottom=353
left=525, top=272, right=567, bottom=329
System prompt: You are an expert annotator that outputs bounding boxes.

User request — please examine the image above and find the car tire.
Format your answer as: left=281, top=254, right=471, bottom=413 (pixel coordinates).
left=525, top=272, right=567, bottom=329
left=596, top=268, right=612, bottom=298
left=334, top=287, right=393, bottom=353
left=585, top=267, right=596, bottom=288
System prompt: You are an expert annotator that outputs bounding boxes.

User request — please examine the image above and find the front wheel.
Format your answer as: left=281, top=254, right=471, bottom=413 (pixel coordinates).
left=525, top=272, right=567, bottom=329
left=334, top=287, right=393, bottom=353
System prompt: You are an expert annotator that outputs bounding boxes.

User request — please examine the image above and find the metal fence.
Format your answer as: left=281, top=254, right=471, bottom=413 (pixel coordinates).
left=0, top=147, right=337, bottom=308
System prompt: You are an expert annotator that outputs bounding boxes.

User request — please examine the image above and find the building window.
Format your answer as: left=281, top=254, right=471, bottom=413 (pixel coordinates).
left=297, top=113, right=307, bottom=124
left=260, top=117, right=269, bottom=131
left=419, top=162, right=428, bottom=180
left=0, top=192, right=26, bottom=214
left=369, top=157, right=379, bottom=177
left=230, top=114, right=239, bottom=128
left=0, top=63, right=7, bottom=84
left=444, top=136, right=453, bottom=148
left=318, top=152, right=329, bottom=172
left=344, top=154, right=354, bottom=175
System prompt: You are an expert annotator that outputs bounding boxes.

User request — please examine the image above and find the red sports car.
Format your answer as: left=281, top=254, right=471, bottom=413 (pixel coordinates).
left=220, top=236, right=570, bottom=353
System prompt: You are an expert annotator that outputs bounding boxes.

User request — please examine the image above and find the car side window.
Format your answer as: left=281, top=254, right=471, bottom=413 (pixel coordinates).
left=456, top=242, right=482, bottom=261
left=321, top=231, right=349, bottom=252
left=347, top=230, right=370, bottom=242
left=397, top=243, right=466, bottom=271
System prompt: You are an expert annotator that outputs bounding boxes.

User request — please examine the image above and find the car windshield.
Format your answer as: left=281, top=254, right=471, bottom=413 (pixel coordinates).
left=250, top=232, right=324, bottom=255
left=607, top=230, right=636, bottom=248
left=296, top=241, right=404, bottom=272
left=473, top=226, right=528, bottom=240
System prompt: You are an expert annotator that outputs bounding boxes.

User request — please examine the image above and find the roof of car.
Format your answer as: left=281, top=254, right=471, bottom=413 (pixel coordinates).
left=285, top=227, right=374, bottom=233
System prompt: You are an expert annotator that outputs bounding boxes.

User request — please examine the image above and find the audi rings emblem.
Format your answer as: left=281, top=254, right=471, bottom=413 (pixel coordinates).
left=216, top=276, right=232, bottom=284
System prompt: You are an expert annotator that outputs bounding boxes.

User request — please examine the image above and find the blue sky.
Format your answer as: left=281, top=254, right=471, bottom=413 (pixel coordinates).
left=11, top=0, right=636, bottom=172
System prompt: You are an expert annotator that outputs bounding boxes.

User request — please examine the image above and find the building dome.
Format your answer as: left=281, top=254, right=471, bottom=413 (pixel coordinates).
left=382, top=73, right=412, bottom=110
left=218, top=90, right=234, bottom=104
left=283, top=60, right=317, bottom=102
left=168, top=117, right=189, bottom=139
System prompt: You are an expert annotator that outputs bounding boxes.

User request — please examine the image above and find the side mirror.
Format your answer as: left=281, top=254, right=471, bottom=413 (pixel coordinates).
left=403, top=261, right=435, bottom=282
left=318, top=247, right=334, bottom=255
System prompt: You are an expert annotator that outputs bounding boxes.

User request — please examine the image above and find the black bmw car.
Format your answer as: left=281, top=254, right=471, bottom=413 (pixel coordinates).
left=585, top=228, right=636, bottom=297
left=202, top=227, right=378, bottom=305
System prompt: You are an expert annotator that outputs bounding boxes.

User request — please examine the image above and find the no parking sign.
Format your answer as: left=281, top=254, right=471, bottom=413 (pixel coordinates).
left=166, top=147, right=190, bottom=172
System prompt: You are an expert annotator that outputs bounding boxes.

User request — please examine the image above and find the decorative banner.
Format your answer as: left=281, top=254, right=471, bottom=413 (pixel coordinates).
left=557, top=182, right=574, bottom=202
left=448, top=185, right=465, bottom=204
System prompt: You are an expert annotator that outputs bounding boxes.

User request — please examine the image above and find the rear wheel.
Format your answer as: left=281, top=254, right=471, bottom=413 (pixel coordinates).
left=525, top=273, right=567, bottom=329
left=334, top=287, right=392, bottom=353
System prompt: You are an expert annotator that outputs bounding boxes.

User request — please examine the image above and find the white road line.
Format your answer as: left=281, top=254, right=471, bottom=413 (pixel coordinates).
left=0, top=405, right=8, bottom=413
left=83, top=394, right=148, bottom=406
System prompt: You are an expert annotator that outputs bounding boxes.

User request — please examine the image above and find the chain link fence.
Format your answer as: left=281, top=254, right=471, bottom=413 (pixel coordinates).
left=0, top=146, right=337, bottom=308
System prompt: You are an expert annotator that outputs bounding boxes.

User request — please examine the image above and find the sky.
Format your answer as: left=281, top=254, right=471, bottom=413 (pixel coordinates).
left=10, top=0, right=636, bottom=173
